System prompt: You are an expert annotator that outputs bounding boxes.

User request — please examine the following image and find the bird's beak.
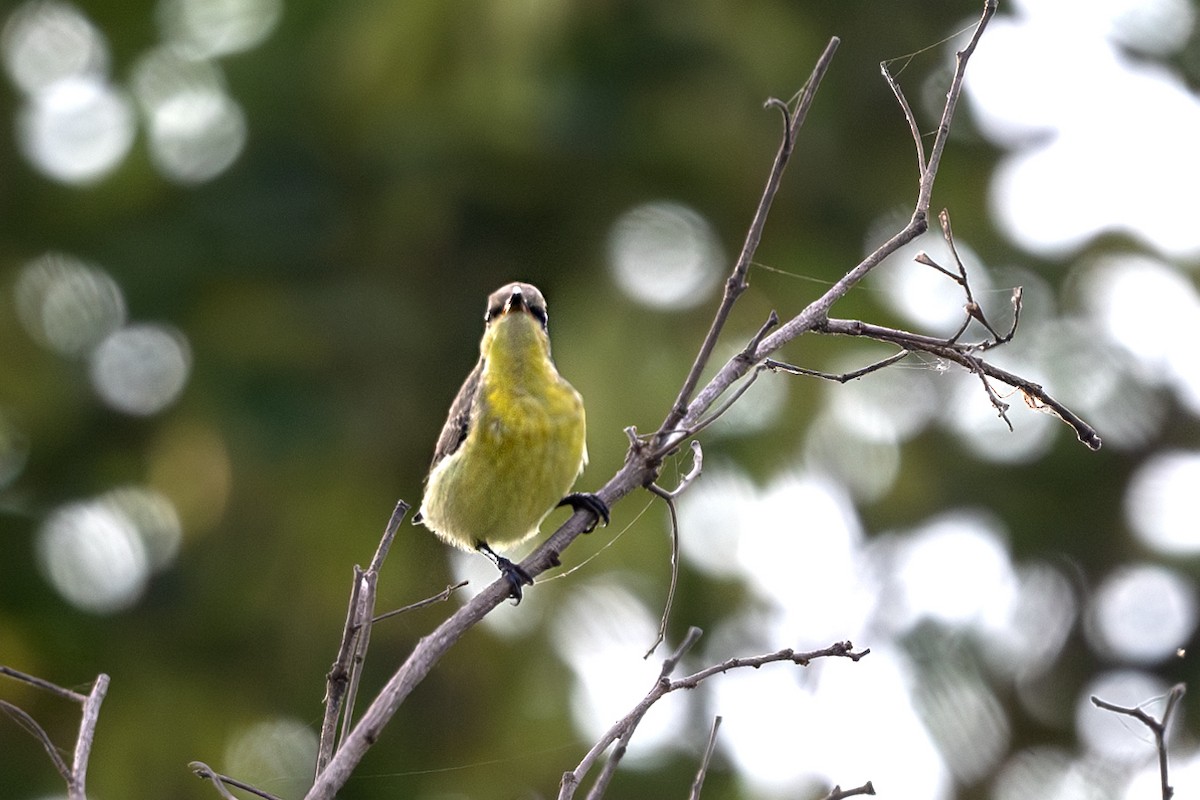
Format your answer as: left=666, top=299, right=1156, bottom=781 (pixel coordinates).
left=503, top=287, right=529, bottom=315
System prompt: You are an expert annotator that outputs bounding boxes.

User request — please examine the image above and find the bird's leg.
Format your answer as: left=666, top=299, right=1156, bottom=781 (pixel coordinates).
left=477, top=542, right=533, bottom=603
left=557, top=492, right=610, bottom=533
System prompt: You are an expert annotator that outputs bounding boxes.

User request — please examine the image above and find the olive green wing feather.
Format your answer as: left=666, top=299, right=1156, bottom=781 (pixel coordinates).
left=428, top=358, right=483, bottom=470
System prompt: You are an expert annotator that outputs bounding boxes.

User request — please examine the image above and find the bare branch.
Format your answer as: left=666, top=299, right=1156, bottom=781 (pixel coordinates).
left=1091, top=684, right=1186, bottom=800
left=316, top=501, right=409, bottom=777
left=302, top=8, right=1068, bottom=796
left=0, top=667, right=109, bottom=799
left=0, top=699, right=72, bottom=781
left=824, top=781, right=877, bottom=799
left=0, top=665, right=88, bottom=703
left=814, top=317, right=1103, bottom=449
left=191, top=761, right=285, bottom=800
left=373, top=580, right=469, bottom=623
left=663, top=2, right=1024, bottom=464
left=560, top=640, right=868, bottom=800
left=70, top=673, right=109, bottom=800
left=645, top=444, right=703, bottom=657
left=765, top=350, right=910, bottom=383
left=687, top=716, right=723, bottom=800
left=656, top=38, right=840, bottom=449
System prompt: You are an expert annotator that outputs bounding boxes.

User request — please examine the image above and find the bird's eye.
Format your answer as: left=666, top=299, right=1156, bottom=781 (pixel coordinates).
left=529, top=305, right=548, bottom=328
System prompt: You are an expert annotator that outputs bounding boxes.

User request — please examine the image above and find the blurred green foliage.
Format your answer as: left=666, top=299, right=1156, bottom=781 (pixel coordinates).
left=2, top=1, right=1199, bottom=799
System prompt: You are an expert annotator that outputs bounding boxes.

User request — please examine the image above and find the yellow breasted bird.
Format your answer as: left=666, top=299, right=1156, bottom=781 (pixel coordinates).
left=414, top=281, right=608, bottom=601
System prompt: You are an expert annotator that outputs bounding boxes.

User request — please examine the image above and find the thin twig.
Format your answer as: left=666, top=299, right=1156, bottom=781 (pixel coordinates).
left=765, top=350, right=911, bottom=383
left=315, top=501, right=409, bottom=777
left=814, top=317, right=1103, bottom=449
left=338, top=501, right=408, bottom=751
left=0, top=699, right=72, bottom=781
left=373, top=580, right=469, bottom=623
left=0, top=665, right=88, bottom=703
left=664, top=2, right=1009, bottom=462
left=0, top=667, right=109, bottom=799
left=687, top=716, right=723, bottom=800
left=915, top=0, right=996, bottom=216
left=654, top=38, right=840, bottom=457
left=824, top=781, right=877, bottom=799
left=644, top=444, right=703, bottom=658
left=69, top=673, right=109, bottom=800
left=1091, top=684, right=1186, bottom=800
left=882, top=53, right=926, bottom=175
left=191, top=761, right=286, bottom=800
left=560, top=640, right=868, bottom=800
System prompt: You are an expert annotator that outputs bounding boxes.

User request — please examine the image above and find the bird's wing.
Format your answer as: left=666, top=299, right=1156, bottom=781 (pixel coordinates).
left=428, top=358, right=483, bottom=470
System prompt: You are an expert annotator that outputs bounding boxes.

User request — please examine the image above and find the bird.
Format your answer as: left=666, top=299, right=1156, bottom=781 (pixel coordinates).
left=414, top=281, right=609, bottom=602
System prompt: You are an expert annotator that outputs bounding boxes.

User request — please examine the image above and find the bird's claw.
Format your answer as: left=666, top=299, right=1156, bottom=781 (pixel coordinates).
left=495, top=556, right=533, bottom=604
left=478, top=542, right=534, bottom=603
left=557, top=492, right=610, bottom=533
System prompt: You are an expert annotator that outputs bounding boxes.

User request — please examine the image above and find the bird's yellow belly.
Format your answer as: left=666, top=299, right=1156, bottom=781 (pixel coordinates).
left=423, top=384, right=586, bottom=552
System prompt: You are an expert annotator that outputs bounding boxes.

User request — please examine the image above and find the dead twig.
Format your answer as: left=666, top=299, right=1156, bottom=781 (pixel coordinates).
left=315, top=500, right=408, bottom=777
left=190, top=761, right=285, bottom=800
left=645, top=442, right=704, bottom=658
left=824, top=781, right=877, bottom=799
left=0, top=667, right=108, bottom=800
left=687, top=716, right=723, bottom=800
left=301, top=7, right=1045, bottom=797
left=1091, top=684, right=1186, bottom=800
left=559, top=637, right=869, bottom=800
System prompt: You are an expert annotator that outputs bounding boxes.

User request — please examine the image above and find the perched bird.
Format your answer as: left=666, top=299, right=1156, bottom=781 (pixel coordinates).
left=414, top=281, right=608, bottom=601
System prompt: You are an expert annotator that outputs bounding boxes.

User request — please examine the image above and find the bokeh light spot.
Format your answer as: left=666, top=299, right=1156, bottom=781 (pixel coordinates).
left=14, top=251, right=127, bottom=356
left=131, top=47, right=246, bottom=183
left=223, top=717, right=318, bottom=800
left=100, top=485, right=183, bottom=572
left=979, top=563, right=1077, bottom=682
left=970, top=9, right=1200, bottom=258
left=148, top=421, right=233, bottom=535
left=147, top=85, right=246, bottom=183
left=992, top=746, right=1114, bottom=800
left=157, top=0, right=282, bottom=59
left=803, top=416, right=900, bottom=502
left=739, top=473, right=871, bottom=646
left=716, top=647, right=948, bottom=797
left=823, top=349, right=939, bottom=444
left=1087, top=563, right=1197, bottom=663
left=2, top=0, right=108, bottom=93
left=1081, top=253, right=1200, bottom=416
left=17, top=74, right=135, bottom=183
left=608, top=200, right=723, bottom=310
left=551, top=580, right=683, bottom=759
left=36, top=500, right=149, bottom=613
left=89, top=323, right=192, bottom=415
left=1126, top=450, right=1200, bottom=555
left=1106, top=0, right=1196, bottom=55
left=888, top=511, right=1017, bottom=631
left=677, top=466, right=756, bottom=579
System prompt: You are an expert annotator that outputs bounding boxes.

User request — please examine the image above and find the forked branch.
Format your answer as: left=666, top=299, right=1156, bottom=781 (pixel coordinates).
left=1091, top=684, right=1186, bottom=800
left=299, top=5, right=1076, bottom=798
left=559, top=634, right=869, bottom=800
left=0, top=666, right=109, bottom=800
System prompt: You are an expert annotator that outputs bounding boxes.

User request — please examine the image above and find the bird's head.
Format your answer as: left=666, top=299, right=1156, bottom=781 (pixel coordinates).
left=485, top=282, right=549, bottom=329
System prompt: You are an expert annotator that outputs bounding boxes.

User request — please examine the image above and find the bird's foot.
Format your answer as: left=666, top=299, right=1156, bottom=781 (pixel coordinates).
left=557, top=492, right=610, bottom=533
left=478, top=543, right=533, bottom=603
